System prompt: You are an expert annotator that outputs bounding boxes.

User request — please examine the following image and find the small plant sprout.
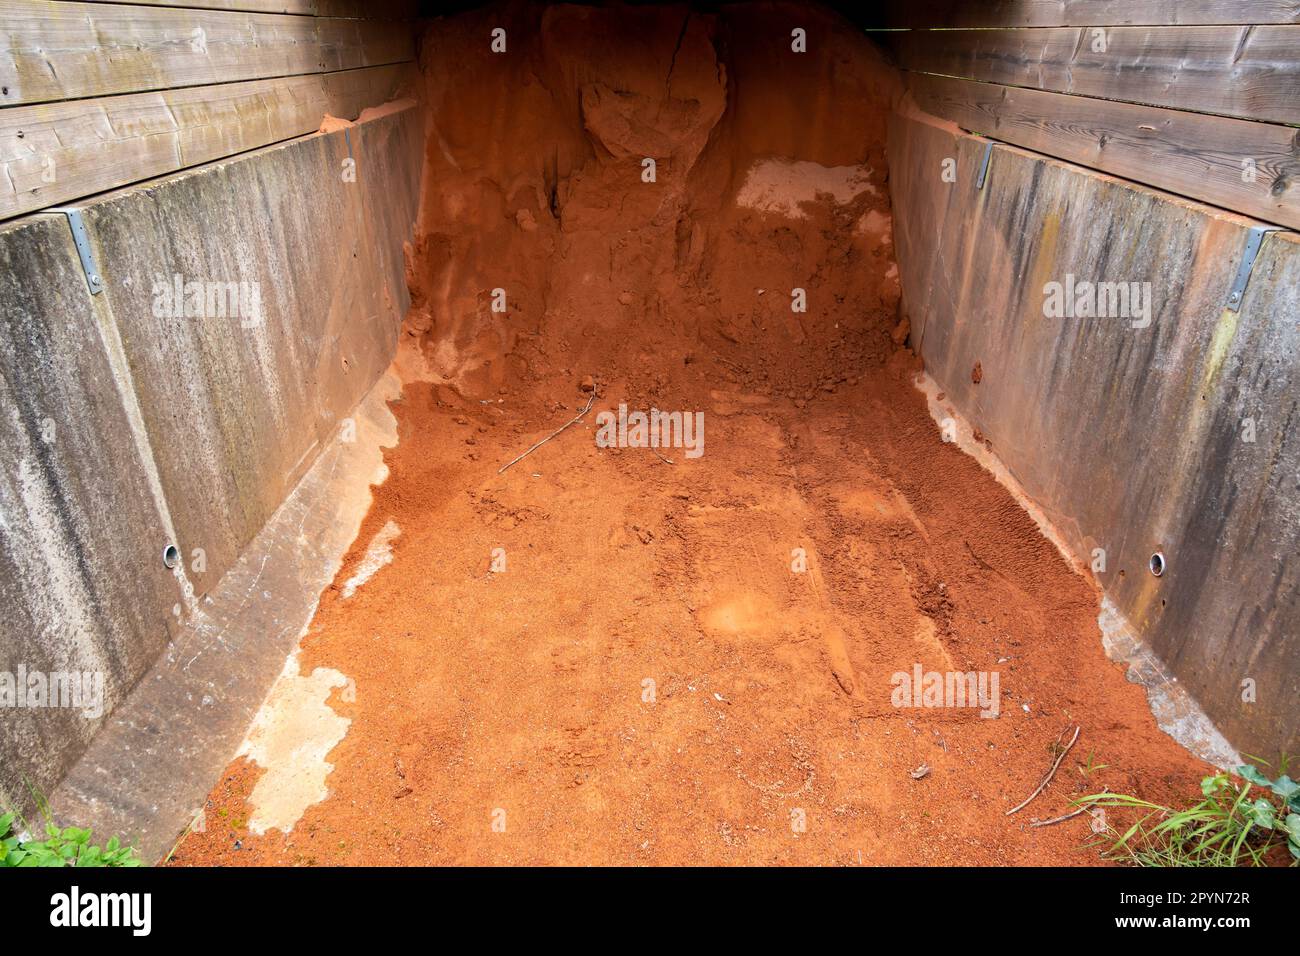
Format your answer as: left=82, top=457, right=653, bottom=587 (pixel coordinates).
left=1075, top=758, right=1299, bottom=867
left=1, top=811, right=141, bottom=867
left=1078, top=749, right=1108, bottom=779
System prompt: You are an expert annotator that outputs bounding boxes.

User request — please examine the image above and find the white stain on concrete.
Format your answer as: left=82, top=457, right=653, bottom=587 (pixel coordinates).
left=916, top=371, right=1241, bottom=770
left=916, top=372, right=1085, bottom=574
left=10, top=456, right=111, bottom=678
left=340, top=519, right=401, bottom=598
left=735, top=159, right=877, bottom=219
left=1099, top=597, right=1241, bottom=771
left=226, top=375, right=403, bottom=836
left=236, top=652, right=352, bottom=835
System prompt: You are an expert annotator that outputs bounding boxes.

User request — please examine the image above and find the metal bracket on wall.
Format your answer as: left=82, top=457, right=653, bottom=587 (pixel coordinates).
left=1225, top=225, right=1282, bottom=313
left=976, top=141, right=995, bottom=190
left=49, top=207, right=104, bottom=295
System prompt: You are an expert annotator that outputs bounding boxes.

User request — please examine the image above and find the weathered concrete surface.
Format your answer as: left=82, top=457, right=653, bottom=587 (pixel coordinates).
left=50, top=372, right=400, bottom=862
left=0, top=104, right=423, bottom=818
left=888, top=108, right=1299, bottom=759
left=81, top=103, right=422, bottom=594
left=0, top=215, right=184, bottom=814
left=916, top=372, right=1242, bottom=771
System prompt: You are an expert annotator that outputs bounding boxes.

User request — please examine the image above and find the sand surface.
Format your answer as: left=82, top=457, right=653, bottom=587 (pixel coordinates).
left=171, top=2, right=1207, bottom=866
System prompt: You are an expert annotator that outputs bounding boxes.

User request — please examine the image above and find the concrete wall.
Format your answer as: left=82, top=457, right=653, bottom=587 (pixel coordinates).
left=888, top=109, right=1299, bottom=759
left=0, top=103, right=422, bottom=813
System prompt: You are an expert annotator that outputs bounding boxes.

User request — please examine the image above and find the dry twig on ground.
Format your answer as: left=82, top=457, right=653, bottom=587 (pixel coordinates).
left=1006, top=724, right=1081, bottom=816
left=498, top=392, right=597, bottom=474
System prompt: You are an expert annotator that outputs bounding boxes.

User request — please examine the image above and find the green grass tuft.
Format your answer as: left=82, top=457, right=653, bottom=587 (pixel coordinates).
left=1076, top=757, right=1299, bottom=868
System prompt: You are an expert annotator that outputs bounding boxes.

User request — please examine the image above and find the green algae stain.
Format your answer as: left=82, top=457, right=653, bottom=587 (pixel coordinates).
left=1201, top=307, right=1239, bottom=395
left=1026, top=210, right=1062, bottom=323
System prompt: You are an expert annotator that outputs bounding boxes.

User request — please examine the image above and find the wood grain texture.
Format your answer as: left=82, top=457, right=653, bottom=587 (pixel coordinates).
left=889, top=26, right=1300, bottom=124
left=879, top=0, right=1300, bottom=27
left=907, top=73, right=1300, bottom=228
left=0, top=63, right=412, bottom=219
left=72, top=0, right=418, bottom=16
left=77, top=0, right=319, bottom=12
left=0, top=0, right=414, bottom=106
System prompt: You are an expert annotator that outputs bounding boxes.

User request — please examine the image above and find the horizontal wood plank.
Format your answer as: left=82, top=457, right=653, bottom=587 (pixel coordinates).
left=906, top=73, right=1300, bottom=229
left=879, top=1, right=1300, bottom=28
left=1, top=0, right=415, bottom=106
left=72, top=0, right=418, bottom=17
left=313, top=0, right=417, bottom=15
left=0, top=63, right=413, bottom=219
left=77, top=0, right=320, bottom=12
left=889, top=25, right=1300, bottom=124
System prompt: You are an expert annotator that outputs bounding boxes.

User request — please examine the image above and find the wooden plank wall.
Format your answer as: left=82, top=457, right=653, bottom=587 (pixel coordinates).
left=879, top=1, right=1300, bottom=229
left=879, top=1, right=1300, bottom=27
left=0, top=0, right=418, bottom=220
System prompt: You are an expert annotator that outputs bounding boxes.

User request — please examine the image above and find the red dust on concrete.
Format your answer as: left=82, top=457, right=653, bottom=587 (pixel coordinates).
left=169, top=1, right=1208, bottom=867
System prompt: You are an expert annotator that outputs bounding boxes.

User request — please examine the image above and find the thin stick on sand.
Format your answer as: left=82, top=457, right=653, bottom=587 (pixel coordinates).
left=498, top=392, right=597, bottom=474
left=1006, top=724, right=1081, bottom=816
left=1030, top=787, right=1108, bottom=828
